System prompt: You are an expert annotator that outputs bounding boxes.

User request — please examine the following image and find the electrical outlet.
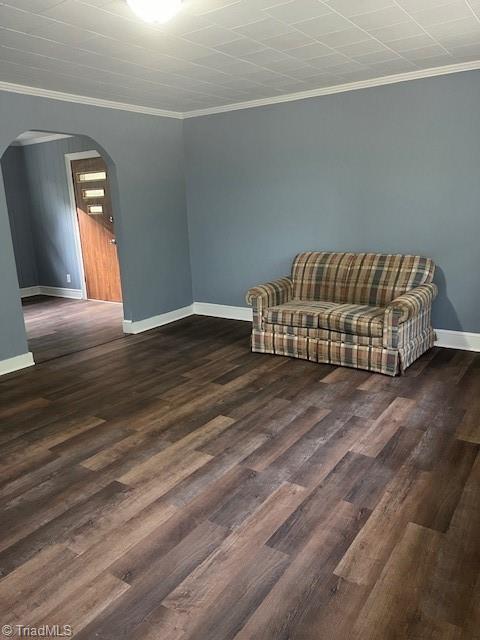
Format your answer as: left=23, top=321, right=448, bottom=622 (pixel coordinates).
left=66, top=274, right=71, bottom=283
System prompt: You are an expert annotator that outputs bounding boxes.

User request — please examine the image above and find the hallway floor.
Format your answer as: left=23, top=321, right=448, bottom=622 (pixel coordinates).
left=22, top=295, right=124, bottom=363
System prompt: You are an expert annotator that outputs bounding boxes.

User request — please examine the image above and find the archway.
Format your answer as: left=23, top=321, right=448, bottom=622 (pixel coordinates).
left=1, top=129, right=129, bottom=363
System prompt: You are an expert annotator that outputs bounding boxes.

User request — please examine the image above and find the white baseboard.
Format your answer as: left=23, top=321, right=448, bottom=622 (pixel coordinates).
left=55, top=296, right=476, bottom=354
left=21, top=286, right=83, bottom=299
left=193, top=304, right=480, bottom=353
left=20, top=286, right=42, bottom=298
left=123, top=305, right=194, bottom=334
left=39, top=286, right=83, bottom=299
left=435, top=329, right=480, bottom=352
left=0, top=352, right=35, bottom=376
left=193, top=302, right=253, bottom=321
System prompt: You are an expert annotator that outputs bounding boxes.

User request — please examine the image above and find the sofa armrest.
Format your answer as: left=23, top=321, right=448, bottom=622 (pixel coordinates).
left=385, top=283, right=438, bottom=323
left=383, top=283, right=437, bottom=351
left=246, top=277, right=293, bottom=329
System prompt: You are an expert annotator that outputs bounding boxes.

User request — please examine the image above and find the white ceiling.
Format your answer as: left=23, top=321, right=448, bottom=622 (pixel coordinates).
left=0, top=0, right=479, bottom=114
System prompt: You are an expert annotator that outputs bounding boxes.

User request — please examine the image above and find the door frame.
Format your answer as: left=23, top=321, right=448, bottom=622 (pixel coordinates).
left=64, top=150, right=101, bottom=300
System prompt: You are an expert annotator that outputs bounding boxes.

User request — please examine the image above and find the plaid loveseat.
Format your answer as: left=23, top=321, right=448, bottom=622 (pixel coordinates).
left=246, top=252, right=437, bottom=376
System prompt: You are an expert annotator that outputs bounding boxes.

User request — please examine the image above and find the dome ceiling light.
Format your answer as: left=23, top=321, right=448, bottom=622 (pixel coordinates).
left=126, top=0, right=183, bottom=24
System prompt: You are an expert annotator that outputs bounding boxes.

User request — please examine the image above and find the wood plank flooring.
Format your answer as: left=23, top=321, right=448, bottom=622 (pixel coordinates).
left=0, top=311, right=479, bottom=639
left=22, top=295, right=124, bottom=363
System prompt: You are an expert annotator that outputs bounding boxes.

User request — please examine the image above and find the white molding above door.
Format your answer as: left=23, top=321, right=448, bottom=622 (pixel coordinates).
left=64, top=150, right=101, bottom=300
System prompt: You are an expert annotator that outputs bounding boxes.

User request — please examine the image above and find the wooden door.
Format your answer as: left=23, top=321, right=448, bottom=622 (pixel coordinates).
left=71, top=156, right=122, bottom=302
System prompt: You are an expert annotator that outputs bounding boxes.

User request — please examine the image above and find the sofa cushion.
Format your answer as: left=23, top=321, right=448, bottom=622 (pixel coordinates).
left=292, top=252, right=355, bottom=303
left=266, top=300, right=337, bottom=329
left=343, top=253, right=435, bottom=306
left=291, top=252, right=435, bottom=306
left=263, top=322, right=383, bottom=347
left=265, top=301, right=385, bottom=337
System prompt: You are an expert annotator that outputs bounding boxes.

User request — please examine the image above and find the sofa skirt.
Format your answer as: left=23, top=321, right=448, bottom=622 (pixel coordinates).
left=251, top=327, right=436, bottom=376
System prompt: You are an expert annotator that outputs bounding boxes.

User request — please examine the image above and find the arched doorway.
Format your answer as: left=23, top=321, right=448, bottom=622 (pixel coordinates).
left=1, top=130, right=127, bottom=363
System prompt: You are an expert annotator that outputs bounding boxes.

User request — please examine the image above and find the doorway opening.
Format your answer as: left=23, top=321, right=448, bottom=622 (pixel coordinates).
left=1, top=130, right=126, bottom=363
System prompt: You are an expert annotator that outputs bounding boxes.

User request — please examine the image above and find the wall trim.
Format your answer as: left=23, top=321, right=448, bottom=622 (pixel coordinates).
left=192, top=304, right=480, bottom=354
left=12, top=131, right=73, bottom=146
left=20, top=294, right=474, bottom=352
left=193, top=302, right=253, bottom=321
left=20, top=285, right=83, bottom=299
left=64, top=149, right=101, bottom=300
left=0, top=352, right=35, bottom=376
left=122, top=305, right=194, bottom=334
left=183, top=60, right=480, bottom=118
left=65, top=150, right=101, bottom=162
left=12, top=297, right=480, bottom=353
left=0, top=61, right=479, bottom=121
left=435, top=329, right=480, bottom=352
left=0, top=320, right=475, bottom=380
left=40, top=286, right=84, bottom=299
left=20, top=286, right=42, bottom=298
left=0, top=80, right=183, bottom=119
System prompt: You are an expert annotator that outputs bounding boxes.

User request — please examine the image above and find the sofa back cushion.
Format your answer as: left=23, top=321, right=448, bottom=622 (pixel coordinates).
left=292, top=252, right=355, bottom=303
left=292, top=252, right=435, bottom=306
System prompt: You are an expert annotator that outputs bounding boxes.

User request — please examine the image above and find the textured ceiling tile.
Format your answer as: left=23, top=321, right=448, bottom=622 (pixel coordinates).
left=295, top=12, right=352, bottom=37
left=0, top=0, right=478, bottom=112
left=204, top=2, right=266, bottom=27
left=402, top=43, right=449, bottom=60
left=350, top=6, right=412, bottom=31
left=355, top=49, right=403, bottom=64
left=319, top=28, right=371, bottom=47
left=410, top=1, right=475, bottom=27
left=5, top=0, right=68, bottom=12
left=233, top=16, right=294, bottom=39
left=395, top=0, right=459, bottom=10
left=324, top=0, right=396, bottom=17
left=307, top=51, right=351, bottom=68
left=182, top=25, right=239, bottom=46
left=261, top=30, right=317, bottom=50
left=241, top=47, right=292, bottom=65
left=265, top=0, right=333, bottom=24
left=448, top=41, right=480, bottom=60
left=426, top=16, right=480, bottom=40
left=368, top=21, right=425, bottom=42
left=288, top=42, right=333, bottom=59
left=387, top=33, right=440, bottom=51
left=214, top=37, right=265, bottom=55
left=368, top=57, right=418, bottom=73
left=337, top=39, right=392, bottom=56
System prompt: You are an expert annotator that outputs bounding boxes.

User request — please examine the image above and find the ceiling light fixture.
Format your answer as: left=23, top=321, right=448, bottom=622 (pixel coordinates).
left=126, top=0, right=183, bottom=24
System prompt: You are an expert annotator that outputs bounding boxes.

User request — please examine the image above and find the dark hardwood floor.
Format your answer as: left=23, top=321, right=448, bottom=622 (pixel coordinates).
left=22, top=295, right=124, bottom=363
left=0, top=314, right=478, bottom=639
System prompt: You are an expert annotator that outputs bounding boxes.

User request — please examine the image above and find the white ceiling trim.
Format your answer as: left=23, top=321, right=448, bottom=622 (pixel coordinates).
left=0, top=80, right=183, bottom=120
left=182, top=59, right=480, bottom=118
left=12, top=131, right=73, bottom=146
left=0, top=60, right=479, bottom=122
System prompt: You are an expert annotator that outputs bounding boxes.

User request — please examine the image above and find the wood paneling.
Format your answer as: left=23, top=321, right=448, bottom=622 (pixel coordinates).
left=0, top=314, right=479, bottom=639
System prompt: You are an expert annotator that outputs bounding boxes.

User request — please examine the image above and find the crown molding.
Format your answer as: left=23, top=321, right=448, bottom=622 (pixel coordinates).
left=182, top=59, right=480, bottom=119
left=0, top=80, right=183, bottom=119
left=12, top=131, right=73, bottom=146
left=0, top=60, right=479, bottom=121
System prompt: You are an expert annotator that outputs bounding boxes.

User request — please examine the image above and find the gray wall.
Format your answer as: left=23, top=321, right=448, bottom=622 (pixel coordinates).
left=1, top=70, right=479, bottom=363
left=1, top=136, right=102, bottom=291
left=22, top=135, right=103, bottom=290
left=1, top=146, right=38, bottom=288
left=0, top=90, right=192, bottom=362
left=184, top=71, right=480, bottom=333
